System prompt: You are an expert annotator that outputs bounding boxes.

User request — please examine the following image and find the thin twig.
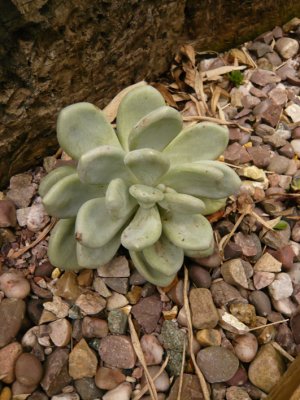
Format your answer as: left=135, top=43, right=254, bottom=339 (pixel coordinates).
left=128, top=315, right=158, bottom=400
left=183, top=266, right=210, bottom=400
left=182, top=115, right=252, bottom=133
left=133, top=356, right=170, bottom=400
left=249, top=319, right=289, bottom=332
left=177, top=339, right=186, bottom=400
left=271, top=341, right=295, bottom=362
left=8, top=218, right=57, bottom=259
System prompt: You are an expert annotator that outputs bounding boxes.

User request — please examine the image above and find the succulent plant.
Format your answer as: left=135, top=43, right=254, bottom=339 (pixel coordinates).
left=40, top=85, right=241, bottom=286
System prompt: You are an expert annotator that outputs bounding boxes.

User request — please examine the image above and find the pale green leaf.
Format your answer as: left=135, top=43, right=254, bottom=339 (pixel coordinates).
left=77, top=145, right=129, bottom=184
left=124, top=148, right=170, bottom=185
left=48, top=218, right=80, bottom=270
left=161, top=210, right=214, bottom=251
left=76, top=197, right=136, bottom=248
left=143, top=235, right=184, bottom=276
left=130, top=250, right=176, bottom=287
left=163, top=122, right=229, bottom=165
left=129, top=184, right=164, bottom=208
left=128, top=106, right=183, bottom=151
left=39, top=165, right=76, bottom=197
left=121, top=206, right=162, bottom=251
left=158, top=192, right=205, bottom=214
left=43, top=174, right=106, bottom=218
left=117, top=85, right=165, bottom=151
left=105, top=178, right=136, bottom=219
left=57, top=102, right=120, bottom=160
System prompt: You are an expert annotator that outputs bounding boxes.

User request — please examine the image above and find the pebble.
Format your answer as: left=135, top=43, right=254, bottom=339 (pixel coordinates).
left=75, top=292, right=106, bottom=315
left=188, top=265, right=212, bottom=288
left=41, top=349, right=72, bottom=396
left=141, top=366, right=170, bottom=392
left=248, top=343, right=286, bottom=393
left=26, top=202, right=49, bottom=232
left=291, top=139, right=300, bottom=158
left=250, top=69, right=281, bottom=86
left=12, top=381, right=37, bottom=396
left=167, top=374, right=203, bottom=400
left=218, top=310, right=249, bottom=334
left=140, top=334, right=164, bottom=365
left=51, top=394, right=80, bottom=400
left=193, top=245, right=222, bottom=268
left=108, top=310, right=128, bottom=334
left=276, top=37, right=299, bottom=59
left=0, top=200, right=16, bottom=228
left=82, top=317, right=108, bottom=338
left=54, top=272, right=82, bottom=301
left=233, top=333, right=258, bottom=362
left=74, top=377, right=103, bottom=400
left=167, top=280, right=184, bottom=305
left=102, top=382, right=132, bottom=400
left=210, top=280, right=244, bottom=307
left=160, top=321, right=185, bottom=352
left=94, top=367, right=125, bottom=390
left=254, top=252, right=282, bottom=272
left=102, top=277, right=128, bottom=294
left=0, top=387, right=12, bottom=400
left=43, top=296, right=70, bottom=318
left=77, top=269, right=93, bottom=287
left=97, top=256, right=130, bottom=277
left=267, top=154, right=290, bottom=174
left=229, top=303, right=256, bottom=325
left=268, top=87, right=288, bottom=106
left=0, top=270, right=30, bottom=299
left=291, top=312, right=300, bottom=344
left=249, top=290, right=272, bottom=316
left=189, top=288, right=219, bottom=329
left=286, top=103, right=300, bottom=123
left=15, top=353, right=43, bottom=386
left=93, top=277, right=112, bottom=298
left=246, top=146, right=270, bottom=168
left=69, top=339, right=98, bottom=379
left=106, top=292, right=129, bottom=310
left=272, top=297, right=297, bottom=316
left=0, top=342, right=22, bottom=383
left=226, top=386, right=251, bottom=400
left=0, top=298, right=25, bottom=347
left=7, top=173, right=37, bottom=208
left=131, top=295, right=162, bottom=333
left=268, top=272, right=293, bottom=300
left=99, top=335, right=136, bottom=369
left=49, top=318, right=72, bottom=347
left=269, top=245, right=295, bottom=270
left=253, top=271, right=275, bottom=289
left=196, top=346, right=239, bottom=383
left=196, top=329, right=221, bottom=347
left=221, top=259, right=248, bottom=289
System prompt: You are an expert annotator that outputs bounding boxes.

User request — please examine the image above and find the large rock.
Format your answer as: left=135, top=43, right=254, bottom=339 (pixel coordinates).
left=1, top=1, right=300, bottom=187
left=0, top=298, right=25, bottom=348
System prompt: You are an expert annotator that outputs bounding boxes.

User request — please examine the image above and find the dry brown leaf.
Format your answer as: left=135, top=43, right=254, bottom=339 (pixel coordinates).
left=211, top=86, right=221, bottom=115
left=229, top=48, right=252, bottom=66
left=152, top=83, right=178, bottom=108
left=202, top=65, right=246, bottom=80
left=103, top=81, right=147, bottom=122
left=181, top=44, right=196, bottom=66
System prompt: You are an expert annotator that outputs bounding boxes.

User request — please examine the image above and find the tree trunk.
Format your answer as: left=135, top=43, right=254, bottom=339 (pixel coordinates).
left=1, top=0, right=299, bottom=188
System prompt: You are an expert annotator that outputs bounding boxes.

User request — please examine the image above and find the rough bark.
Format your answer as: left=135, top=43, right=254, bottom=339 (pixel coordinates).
left=0, top=0, right=299, bottom=187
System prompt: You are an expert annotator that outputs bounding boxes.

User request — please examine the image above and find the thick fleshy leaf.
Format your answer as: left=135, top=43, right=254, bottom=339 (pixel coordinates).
left=77, top=233, right=120, bottom=268
left=105, top=178, right=136, bottom=219
left=43, top=174, right=106, bottom=218
left=184, top=238, right=215, bottom=258
left=199, top=197, right=227, bottom=215
left=117, top=85, right=165, bottom=151
left=57, top=102, right=120, bottom=160
left=130, top=250, right=176, bottom=287
left=158, top=192, right=205, bottom=214
left=143, top=235, right=184, bottom=276
left=161, top=161, right=241, bottom=198
left=161, top=210, right=214, bottom=251
left=163, top=122, right=229, bottom=165
left=128, top=106, right=183, bottom=151
left=77, top=145, right=129, bottom=184
left=48, top=218, right=79, bottom=270
left=161, top=163, right=223, bottom=198
left=129, top=184, right=164, bottom=208
left=124, top=149, right=170, bottom=185
left=76, top=197, right=136, bottom=248
left=121, top=206, right=162, bottom=251
left=39, top=165, right=76, bottom=197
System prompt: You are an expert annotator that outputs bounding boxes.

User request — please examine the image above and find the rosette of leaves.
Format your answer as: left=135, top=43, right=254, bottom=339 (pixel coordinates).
left=40, top=85, right=241, bottom=286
